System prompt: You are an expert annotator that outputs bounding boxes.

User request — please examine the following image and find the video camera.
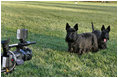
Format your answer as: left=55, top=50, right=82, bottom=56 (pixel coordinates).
left=1, top=29, right=36, bottom=73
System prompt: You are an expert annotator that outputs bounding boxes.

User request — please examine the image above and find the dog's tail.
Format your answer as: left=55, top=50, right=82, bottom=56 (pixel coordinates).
left=91, top=22, right=94, bottom=32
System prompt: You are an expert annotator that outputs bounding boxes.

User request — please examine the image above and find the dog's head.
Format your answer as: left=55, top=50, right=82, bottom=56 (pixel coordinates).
left=101, top=25, right=110, bottom=43
left=65, top=23, right=78, bottom=42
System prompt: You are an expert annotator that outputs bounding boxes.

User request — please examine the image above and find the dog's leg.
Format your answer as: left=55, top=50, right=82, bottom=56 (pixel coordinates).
left=78, top=48, right=83, bottom=55
left=68, top=43, right=73, bottom=52
left=83, top=48, right=87, bottom=53
left=99, top=42, right=107, bottom=49
left=104, top=43, right=107, bottom=49
left=92, top=36, right=99, bottom=52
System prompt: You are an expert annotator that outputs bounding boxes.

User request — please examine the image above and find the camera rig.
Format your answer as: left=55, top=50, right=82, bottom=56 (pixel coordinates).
left=1, top=29, right=36, bottom=73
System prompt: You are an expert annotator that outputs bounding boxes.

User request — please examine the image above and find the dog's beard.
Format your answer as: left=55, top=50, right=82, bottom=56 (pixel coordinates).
left=66, top=36, right=76, bottom=42
left=66, top=33, right=77, bottom=42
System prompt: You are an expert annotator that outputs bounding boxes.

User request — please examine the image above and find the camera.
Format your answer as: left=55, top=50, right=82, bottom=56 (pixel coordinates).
left=1, top=29, right=36, bottom=73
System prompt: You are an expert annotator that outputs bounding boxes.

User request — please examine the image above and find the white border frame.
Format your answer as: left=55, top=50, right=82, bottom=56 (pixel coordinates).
left=0, top=0, right=117, bottom=78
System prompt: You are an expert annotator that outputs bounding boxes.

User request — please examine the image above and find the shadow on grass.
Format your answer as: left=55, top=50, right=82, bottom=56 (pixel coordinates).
left=29, top=33, right=67, bottom=52
left=16, top=1, right=116, bottom=8
left=34, top=2, right=116, bottom=12
left=15, top=1, right=116, bottom=13
left=5, top=1, right=116, bottom=15
left=1, top=26, right=68, bottom=52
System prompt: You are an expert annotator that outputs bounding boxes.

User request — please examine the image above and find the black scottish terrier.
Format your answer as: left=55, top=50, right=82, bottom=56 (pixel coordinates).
left=91, top=22, right=110, bottom=49
left=65, top=23, right=98, bottom=55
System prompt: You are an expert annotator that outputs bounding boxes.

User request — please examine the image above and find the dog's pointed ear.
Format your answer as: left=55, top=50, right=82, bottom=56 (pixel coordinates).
left=107, top=25, right=110, bottom=32
left=66, top=23, right=70, bottom=30
left=101, top=25, right=105, bottom=31
left=74, top=23, right=78, bottom=31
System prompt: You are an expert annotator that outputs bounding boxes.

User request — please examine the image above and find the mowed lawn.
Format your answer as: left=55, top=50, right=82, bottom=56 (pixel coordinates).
left=1, top=1, right=117, bottom=77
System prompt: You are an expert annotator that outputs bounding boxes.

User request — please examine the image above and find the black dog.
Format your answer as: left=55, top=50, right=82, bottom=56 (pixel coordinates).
left=65, top=23, right=98, bottom=55
left=91, top=22, right=110, bottom=49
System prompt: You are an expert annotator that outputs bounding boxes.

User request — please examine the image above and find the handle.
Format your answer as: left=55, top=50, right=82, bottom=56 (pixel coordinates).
left=9, top=41, right=36, bottom=48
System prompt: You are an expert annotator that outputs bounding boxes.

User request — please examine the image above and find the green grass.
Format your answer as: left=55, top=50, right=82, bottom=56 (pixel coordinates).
left=1, top=1, right=117, bottom=77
